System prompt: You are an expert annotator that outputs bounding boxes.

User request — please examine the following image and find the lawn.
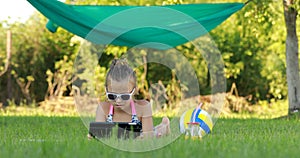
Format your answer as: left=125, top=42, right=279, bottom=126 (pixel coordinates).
left=1, top=116, right=300, bottom=158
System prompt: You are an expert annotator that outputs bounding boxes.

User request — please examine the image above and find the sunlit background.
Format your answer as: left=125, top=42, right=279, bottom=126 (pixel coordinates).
left=0, top=0, right=65, bottom=22
left=0, top=0, right=35, bottom=22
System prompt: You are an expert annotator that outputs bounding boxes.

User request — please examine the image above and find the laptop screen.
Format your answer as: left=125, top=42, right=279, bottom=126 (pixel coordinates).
left=89, top=122, right=142, bottom=139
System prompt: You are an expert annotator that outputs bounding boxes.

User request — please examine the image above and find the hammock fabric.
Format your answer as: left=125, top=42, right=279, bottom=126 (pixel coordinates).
left=27, top=0, right=245, bottom=50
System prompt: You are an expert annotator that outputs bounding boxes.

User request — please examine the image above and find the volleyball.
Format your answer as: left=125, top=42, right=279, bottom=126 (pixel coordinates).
left=179, top=104, right=213, bottom=138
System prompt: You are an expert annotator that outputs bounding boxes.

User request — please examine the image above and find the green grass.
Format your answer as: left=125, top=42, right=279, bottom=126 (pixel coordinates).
left=1, top=116, right=300, bottom=158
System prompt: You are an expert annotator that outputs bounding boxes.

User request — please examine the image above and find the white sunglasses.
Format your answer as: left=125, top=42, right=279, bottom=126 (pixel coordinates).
left=105, top=88, right=135, bottom=101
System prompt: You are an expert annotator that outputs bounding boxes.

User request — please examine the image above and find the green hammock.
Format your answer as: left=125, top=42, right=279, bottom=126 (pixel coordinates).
left=27, top=0, right=246, bottom=50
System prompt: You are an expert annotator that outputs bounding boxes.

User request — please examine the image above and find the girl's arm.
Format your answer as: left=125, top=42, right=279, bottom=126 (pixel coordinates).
left=88, top=103, right=106, bottom=139
left=141, top=116, right=154, bottom=138
left=95, top=103, right=106, bottom=122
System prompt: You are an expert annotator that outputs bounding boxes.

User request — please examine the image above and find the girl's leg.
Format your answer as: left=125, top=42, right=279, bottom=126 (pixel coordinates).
left=154, top=116, right=171, bottom=137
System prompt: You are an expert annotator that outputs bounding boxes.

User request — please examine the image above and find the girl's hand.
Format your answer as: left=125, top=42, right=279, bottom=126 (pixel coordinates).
left=135, top=135, right=144, bottom=140
left=138, top=131, right=154, bottom=139
left=87, top=133, right=93, bottom=140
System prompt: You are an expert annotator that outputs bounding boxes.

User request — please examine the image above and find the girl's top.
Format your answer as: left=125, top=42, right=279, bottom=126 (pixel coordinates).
left=106, top=99, right=141, bottom=124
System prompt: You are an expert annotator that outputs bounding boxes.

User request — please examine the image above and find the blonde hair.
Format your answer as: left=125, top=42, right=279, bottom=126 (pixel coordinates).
left=105, top=59, right=136, bottom=89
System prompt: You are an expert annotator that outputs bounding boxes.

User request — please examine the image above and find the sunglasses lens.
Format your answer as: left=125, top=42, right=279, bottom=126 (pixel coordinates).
left=107, top=94, right=117, bottom=100
left=121, top=95, right=130, bottom=100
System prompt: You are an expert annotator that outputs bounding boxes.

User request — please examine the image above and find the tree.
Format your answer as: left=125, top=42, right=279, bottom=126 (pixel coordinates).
left=211, top=1, right=288, bottom=102
left=283, top=0, right=300, bottom=114
left=0, top=13, right=77, bottom=105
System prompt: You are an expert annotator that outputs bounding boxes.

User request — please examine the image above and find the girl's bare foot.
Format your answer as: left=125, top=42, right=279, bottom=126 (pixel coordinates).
left=154, top=117, right=171, bottom=137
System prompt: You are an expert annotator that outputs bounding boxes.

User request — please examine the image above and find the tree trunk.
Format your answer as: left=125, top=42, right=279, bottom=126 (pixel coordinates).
left=283, top=0, right=300, bottom=114
left=0, top=30, right=12, bottom=77
left=6, top=30, right=12, bottom=101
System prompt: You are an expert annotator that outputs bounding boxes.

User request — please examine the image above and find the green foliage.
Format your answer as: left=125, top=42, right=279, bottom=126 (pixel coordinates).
left=74, top=42, right=108, bottom=99
left=0, top=0, right=298, bottom=108
left=46, top=54, right=76, bottom=98
left=0, top=13, right=78, bottom=104
left=211, top=0, right=288, bottom=101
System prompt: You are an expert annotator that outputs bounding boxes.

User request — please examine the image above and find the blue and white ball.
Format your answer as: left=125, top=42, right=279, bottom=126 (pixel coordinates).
left=179, top=107, right=213, bottom=137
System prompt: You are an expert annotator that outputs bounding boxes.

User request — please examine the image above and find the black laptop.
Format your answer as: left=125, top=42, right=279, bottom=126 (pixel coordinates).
left=89, top=122, right=142, bottom=139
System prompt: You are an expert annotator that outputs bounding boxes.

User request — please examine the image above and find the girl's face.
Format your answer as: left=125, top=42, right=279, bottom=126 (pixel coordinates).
left=106, top=79, right=135, bottom=108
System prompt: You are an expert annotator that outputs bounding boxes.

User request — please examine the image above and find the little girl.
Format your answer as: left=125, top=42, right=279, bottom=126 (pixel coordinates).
left=94, top=59, right=170, bottom=139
